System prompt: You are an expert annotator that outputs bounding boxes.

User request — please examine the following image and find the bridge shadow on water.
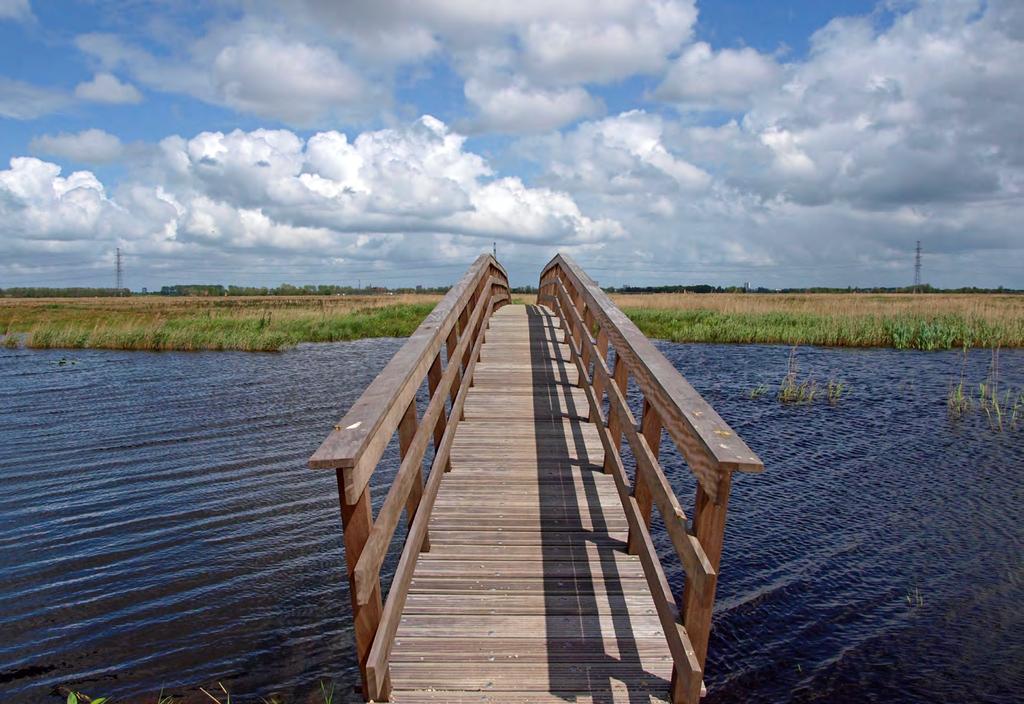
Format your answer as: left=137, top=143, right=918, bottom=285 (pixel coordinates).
left=526, top=304, right=670, bottom=703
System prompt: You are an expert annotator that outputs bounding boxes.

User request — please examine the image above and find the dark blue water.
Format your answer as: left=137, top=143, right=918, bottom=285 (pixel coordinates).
left=0, top=341, right=1021, bottom=702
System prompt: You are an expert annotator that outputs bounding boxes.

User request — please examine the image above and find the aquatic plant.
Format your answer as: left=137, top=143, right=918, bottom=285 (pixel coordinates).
left=778, top=347, right=819, bottom=404
left=947, top=347, right=1022, bottom=431
left=747, top=383, right=769, bottom=399
left=827, top=379, right=845, bottom=405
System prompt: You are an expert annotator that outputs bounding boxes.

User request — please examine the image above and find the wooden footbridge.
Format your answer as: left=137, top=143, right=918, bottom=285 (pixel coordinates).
left=310, top=254, right=763, bottom=703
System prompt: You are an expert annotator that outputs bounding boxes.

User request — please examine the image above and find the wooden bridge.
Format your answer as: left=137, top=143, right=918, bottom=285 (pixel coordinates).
left=310, top=254, right=763, bottom=703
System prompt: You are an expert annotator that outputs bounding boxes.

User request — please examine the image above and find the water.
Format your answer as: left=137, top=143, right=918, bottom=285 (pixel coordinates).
left=0, top=341, right=1021, bottom=702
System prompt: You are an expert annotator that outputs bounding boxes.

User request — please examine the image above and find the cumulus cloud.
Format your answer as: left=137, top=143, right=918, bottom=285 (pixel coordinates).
left=463, top=76, right=602, bottom=134
left=69, top=1, right=697, bottom=131
left=0, top=117, right=623, bottom=284
left=519, top=1, right=1024, bottom=287
left=74, top=72, right=143, bottom=104
left=75, top=31, right=378, bottom=126
left=30, top=129, right=125, bottom=163
left=654, top=42, right=781, bottom=110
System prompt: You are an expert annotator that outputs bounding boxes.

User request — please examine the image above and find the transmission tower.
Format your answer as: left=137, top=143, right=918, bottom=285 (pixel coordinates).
left=115, top=247, right=124, bottom=295
left=913, top=240, right=922, bottom=293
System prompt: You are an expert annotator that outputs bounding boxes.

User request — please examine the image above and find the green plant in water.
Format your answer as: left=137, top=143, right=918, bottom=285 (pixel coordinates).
left=67, top=695, right=107, bottom=704
left=778, top=347, right=819, bottom=404
left=947, top=346, right=973, bottom=419
left=827, top=379, right=845, bottom=405
left=748, top=383, right=769, bottom=399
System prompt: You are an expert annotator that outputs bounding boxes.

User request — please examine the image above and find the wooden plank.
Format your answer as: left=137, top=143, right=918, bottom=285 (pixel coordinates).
left=364, top=297, right=496, bottom=700
left=548, top=294, right=704, bottom=703
left=380, top=303, right=682, bottom=703
left=352, top=280, right=496, bottom=605
left=392, top=690, right=669, bottom=703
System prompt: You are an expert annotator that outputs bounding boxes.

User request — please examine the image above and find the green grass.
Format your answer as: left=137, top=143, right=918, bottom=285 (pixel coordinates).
left=3, top=294, right=1022, bottom=352
left=622, top=308, right=1023, bottom=350
left=3, top=302, right=436, bottom=352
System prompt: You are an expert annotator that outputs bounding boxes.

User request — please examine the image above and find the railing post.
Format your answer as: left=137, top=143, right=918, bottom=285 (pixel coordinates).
left=590, top=327, right=610, bottom=423
left=628, top=399, right=661, bottom=555
left=397, top=398, right=429, bottom=552
left=681, top=471, right=732, bottom=670
left=427, top=352, right=451, bottom=473
left=603, top=354, right=628, bottom=475
left=336, top=471, right=389, bottom=701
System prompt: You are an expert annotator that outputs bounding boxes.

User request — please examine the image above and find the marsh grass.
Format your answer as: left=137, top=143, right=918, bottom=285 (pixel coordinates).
left=948, top=347, right=1022, bottom=430
left=1, top=295, right=442, bottom=352
left=778, top=347, right=819, bottom=404
left=827, top=379, right=845, bottom=405
left=612, top=292, right=1024, bottom=350
left=5, top=292, right=1022, bottom=352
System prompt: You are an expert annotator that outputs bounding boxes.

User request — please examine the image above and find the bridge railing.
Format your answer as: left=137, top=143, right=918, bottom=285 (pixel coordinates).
left=309, top=254, right=510, bottom=701
left=539, top=253, right=763, bottom=704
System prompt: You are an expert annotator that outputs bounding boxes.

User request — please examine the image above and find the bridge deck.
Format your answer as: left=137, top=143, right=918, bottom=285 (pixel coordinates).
left=390, top=304, right=673, bottom=702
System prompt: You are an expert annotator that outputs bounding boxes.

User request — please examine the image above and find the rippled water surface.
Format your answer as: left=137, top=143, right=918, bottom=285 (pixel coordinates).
left=1, top=341, right=1021, bottom=702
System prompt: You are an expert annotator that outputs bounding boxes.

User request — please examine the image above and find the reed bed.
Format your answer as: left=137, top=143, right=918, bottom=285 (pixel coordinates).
left=0, top=295, right=442, bottom=352
left=610, top=293, right=1024, bottom=350
left=2, top=292, right=1021, bottom=352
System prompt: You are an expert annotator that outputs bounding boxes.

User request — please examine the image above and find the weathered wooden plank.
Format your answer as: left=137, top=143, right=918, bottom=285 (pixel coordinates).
left=547, top=293, right=705, bottom=703
left=392, top=690, right=669, bottom=704
left=364, top=297, right=496, bottom=700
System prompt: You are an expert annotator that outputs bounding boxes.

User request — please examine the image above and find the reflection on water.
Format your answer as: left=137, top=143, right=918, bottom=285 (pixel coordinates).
left=0, top=341, right=1021, bottom=702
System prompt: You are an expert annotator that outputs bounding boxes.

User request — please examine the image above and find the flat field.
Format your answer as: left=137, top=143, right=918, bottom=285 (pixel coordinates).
left=2, top=292, right=1021, bottom=351
left=0, top=294, right=442, bottom=351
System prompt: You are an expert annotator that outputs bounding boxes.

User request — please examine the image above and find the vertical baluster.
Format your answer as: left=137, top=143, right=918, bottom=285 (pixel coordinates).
left=603, top=353, right=629, bottom=474
left=628, top=399, right=661, bottom=555
left=590, top=327, right=610, bottom=423
left=337, top=473, right=388, bottom=700
left=680, top=472, right=733, bottom=679
left=396, top=398, right=430, bottom=552
left=427, top=352, right=451, bottom=473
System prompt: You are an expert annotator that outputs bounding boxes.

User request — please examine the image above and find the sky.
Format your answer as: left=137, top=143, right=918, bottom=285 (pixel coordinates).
left=0, top=0, right=1021, bottom=290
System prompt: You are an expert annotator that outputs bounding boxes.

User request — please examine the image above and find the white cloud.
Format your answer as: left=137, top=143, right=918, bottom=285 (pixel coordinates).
left=463, top=75, right=602, bottom=134
left=211, top=35, right=370, bottom=124
left=75, top=31, right=378, bottom=126
left=0, top=77, right=67, bottom=119
left=30, top=129, right=125, bottom=163
left=74, top=72, right=143, bottom=104
left=70, top=1, right=698, bottom=130
left=655, top=42, right=781, bottom=110
left=0, top=117, right=623, bottom=284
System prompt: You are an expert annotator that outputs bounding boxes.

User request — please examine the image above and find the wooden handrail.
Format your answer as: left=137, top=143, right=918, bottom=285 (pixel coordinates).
left=539, top=254, right=764, bottom=703
left=310, top=254, right=509, bottom=498
left=540, top=253, right=761, bottom=500
left=308, top=254, right=509, bottom=701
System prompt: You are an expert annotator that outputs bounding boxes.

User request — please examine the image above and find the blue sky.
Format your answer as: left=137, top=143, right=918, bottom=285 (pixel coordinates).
left=0, top=0, right=1021, bottom=289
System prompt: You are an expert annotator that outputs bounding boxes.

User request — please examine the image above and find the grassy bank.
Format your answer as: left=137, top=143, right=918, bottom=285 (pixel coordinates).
left=2, top=292, right=1022, bottom=351
left=611, top=293, right=1024, bottom=350
left=1, top=295, right=441, bottom=352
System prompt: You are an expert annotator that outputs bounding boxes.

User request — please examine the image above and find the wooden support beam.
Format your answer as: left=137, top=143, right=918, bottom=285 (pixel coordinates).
left=397, top=398, right=429, bottom=552
left=337, top=474, right=389, bottom=701
left=682, top=475, right=732, bottom=669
